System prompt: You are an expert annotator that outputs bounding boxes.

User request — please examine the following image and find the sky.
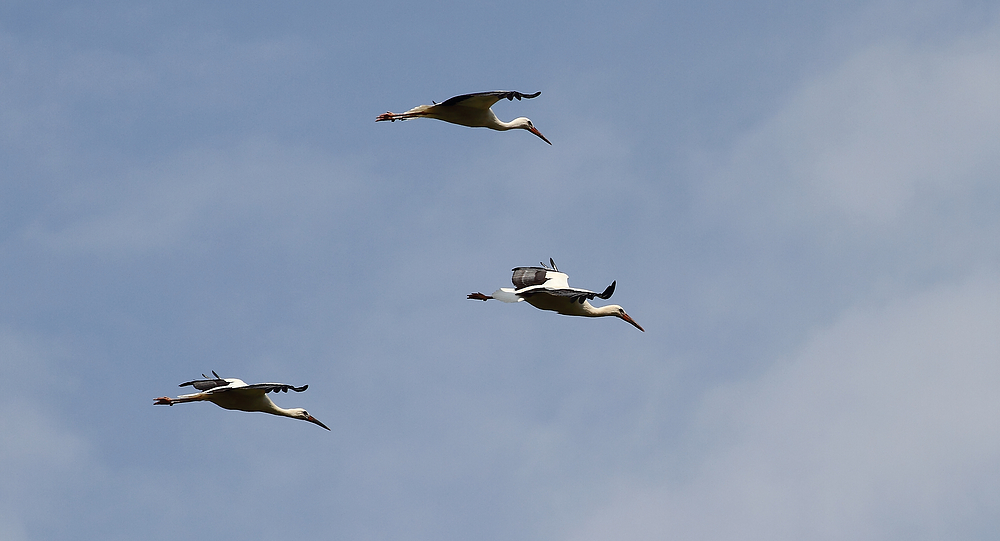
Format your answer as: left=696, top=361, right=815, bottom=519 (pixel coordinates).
left=1, top=0, right=998, bottom=539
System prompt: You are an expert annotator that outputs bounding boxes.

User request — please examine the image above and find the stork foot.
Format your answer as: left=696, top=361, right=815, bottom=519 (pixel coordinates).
left=375, top=112, right=397, bottom=122
left=153, top=397, right=174, bottom=405
left=467, top=292, right=492, bottom=301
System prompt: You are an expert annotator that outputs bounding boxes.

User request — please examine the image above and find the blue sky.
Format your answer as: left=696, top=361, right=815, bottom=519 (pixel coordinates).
left=2, top=1, right=999, bottom=539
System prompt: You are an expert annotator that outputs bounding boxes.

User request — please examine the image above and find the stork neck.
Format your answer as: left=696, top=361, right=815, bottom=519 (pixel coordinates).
left=495, top=116, right=527, bottom=131
left=263, top=401, right=296, bottom=418
left=495, top=119, right=517, bottom=131
left=279, top=407, right=302, bottom=419
left=586, top=304, right=621, bottom=317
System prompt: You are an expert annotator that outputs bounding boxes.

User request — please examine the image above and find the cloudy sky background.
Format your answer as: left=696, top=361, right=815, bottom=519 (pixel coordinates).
left=2, top=0, right=998, bottom=539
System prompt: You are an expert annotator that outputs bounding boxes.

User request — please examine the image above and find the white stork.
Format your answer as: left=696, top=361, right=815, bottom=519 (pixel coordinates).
left=468, top=259, right=644, bottom=331
left=154, top=372, right=330, bottom=430
left=376, top=90, right=551, bottom=144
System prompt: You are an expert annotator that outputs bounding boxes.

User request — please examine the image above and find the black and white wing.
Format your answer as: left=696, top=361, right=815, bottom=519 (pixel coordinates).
left=520, top=281, right=617, bottom=304
left=179, top=371, right=230, bottom=391
left=512, top=266, right=557, bottom=289
left=512, top=258, right=615, bottom=302
left=440, top=91, right=541, bottom=109
left=512, top=258, right=567, bottom=290
left=196, top=381, right=308, bottom=399
left=242, top=383, right=309, bottom=394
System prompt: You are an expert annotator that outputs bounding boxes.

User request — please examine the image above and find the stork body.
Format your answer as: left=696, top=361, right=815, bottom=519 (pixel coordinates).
left=376, top=91, right=551, bottom=144
left=154, top=372, right=330, bottom=430
left=468, top=259, right=644, bottom=331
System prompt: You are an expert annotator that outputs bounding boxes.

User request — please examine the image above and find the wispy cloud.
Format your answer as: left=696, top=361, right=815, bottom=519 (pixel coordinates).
left=699, top=22, right=1000, bottom=231
left=569, top=272, right=1000, bottom=540
left=17, top=140, right=379, bottom=255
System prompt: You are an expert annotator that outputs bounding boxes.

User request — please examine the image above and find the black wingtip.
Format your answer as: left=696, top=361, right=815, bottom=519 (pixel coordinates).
left=549, top=258, right=558, bottom=271
left=599, top=281, right=616, bottom=299
left=510, top=91, right=541, bottom=101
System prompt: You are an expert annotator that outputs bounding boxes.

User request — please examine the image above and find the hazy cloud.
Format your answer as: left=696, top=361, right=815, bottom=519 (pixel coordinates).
left=569, top=272, right=1000, bottom=541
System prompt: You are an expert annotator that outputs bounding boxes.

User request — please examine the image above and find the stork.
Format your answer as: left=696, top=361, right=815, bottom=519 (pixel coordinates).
left=468, top=259, right=644, bottom=331
left=154, top=371, right=330, bottom=430
left=376, top=90, right=551, bottom=144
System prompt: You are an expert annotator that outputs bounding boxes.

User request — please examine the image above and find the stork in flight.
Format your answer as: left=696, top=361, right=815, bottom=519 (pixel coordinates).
left=468, top=259, right=644, bottom=331
left=376, top=90, right=551, bottom=144
left=154, top=372, right=330, bottom=430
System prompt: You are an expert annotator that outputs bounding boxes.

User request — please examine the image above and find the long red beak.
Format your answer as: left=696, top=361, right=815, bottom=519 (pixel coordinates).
left=620, top=312, right=645, bottom=332
left=528, top=126, right=552, bottom=145
left=307, top=415, right=331, bottom=430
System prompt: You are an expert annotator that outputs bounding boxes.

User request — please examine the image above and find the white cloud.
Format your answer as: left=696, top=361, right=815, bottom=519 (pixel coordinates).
left=561, top=17, right=1000, bottom=538
left=700, top=20, right=1000, bottom=230
left=566, top=272, right=1000, bottom=540
left=3, top=3, right=999, bottom=541
left=18, top=140, right=378, bottom=255
left=0, top=329, right=91, bottom=539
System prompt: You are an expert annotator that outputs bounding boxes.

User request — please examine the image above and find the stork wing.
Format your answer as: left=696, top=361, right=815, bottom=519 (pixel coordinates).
left=195, top=383, right=306, bottom=401
left=440, top=91, right=541, bottom=109
left=179, top=371, right=230, bottom=391
left=243, top=383, right=309, bottom=393
left=512, top=266, right=571, bottom=290
left=512, top=266, right=550, bottom=288
left=518, top=281, right=616, bottom=303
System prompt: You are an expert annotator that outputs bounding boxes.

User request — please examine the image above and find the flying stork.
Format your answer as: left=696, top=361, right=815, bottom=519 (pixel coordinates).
left=467, top=259, right=644, bottom=331
left=376, top=90, right=551, bottom=144
left=154, top=371, right=330, bottom=430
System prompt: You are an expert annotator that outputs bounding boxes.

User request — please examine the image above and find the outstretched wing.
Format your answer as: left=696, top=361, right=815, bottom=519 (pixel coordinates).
left=511, top=266, right=552, bottom=289
left=512, top=259, right=569, bottom=290
left=195, top=382, right=307, bottom=401
left=440, top=91, right=541, bottom=109
left=179, top=371, right=229, bottom=391
left=243, top=383, right=309, bottom=394
left=520, top=281, right=616, bottom=303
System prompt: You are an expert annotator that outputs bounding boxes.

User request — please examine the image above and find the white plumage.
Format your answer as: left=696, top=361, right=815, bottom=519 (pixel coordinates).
left=376, top=90, right=551, bottom=144
left=154, top=371, right=330, bottom=430
left=468, top=259, right=644, bottom=331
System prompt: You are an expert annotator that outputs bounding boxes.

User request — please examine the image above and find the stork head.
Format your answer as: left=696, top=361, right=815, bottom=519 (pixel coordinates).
left=612, top=305, right=645, bottom=332
left=512, top=117, right=551, bottom=145
left=289, top=408, right=331, bottom=430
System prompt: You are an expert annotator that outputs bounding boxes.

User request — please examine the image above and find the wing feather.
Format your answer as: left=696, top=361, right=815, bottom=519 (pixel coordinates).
left=517, top=281, right=615, bottom=303
left=440, top=91, right=541, bottom=109
left=508, top=259, right=615, bottom=301
left=512, top=267, right=551, bottom=289
left=243, top=383, right=309, bottom=393
left=512, top=267, right=570, bottom=290
left=179, top=371, right=229, bottom=391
